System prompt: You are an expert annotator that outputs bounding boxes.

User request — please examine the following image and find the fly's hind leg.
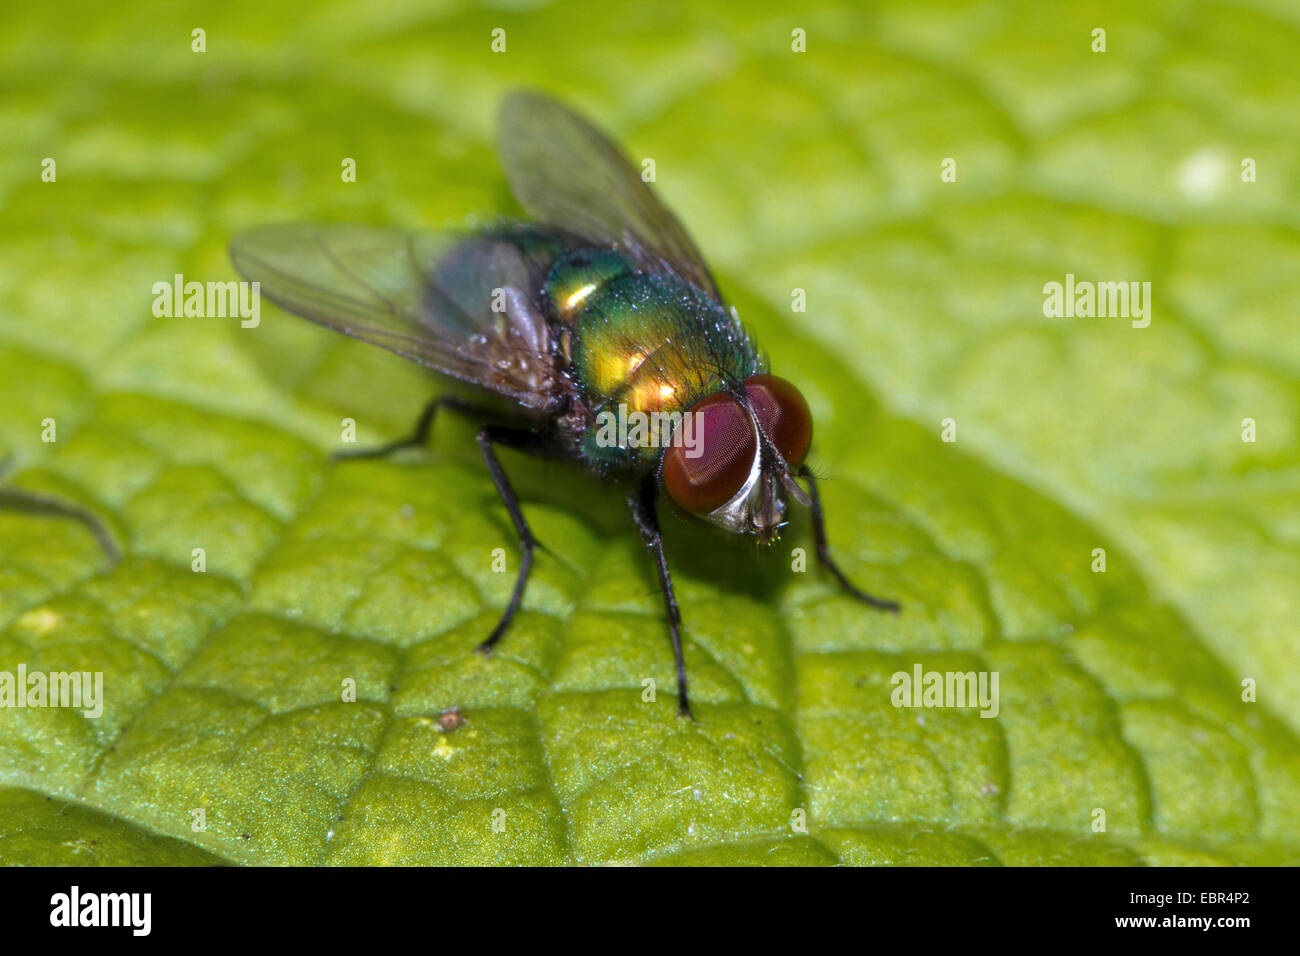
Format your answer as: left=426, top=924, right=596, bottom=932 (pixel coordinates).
left=0, top=485, right=121, bottom=567
left=333, top=395, right=495, bottom=461
left=474, top=425, right=545, bottom=655
left=334, top=400, right=544, bottom=656
left=799, top=465, right=899, bottom=613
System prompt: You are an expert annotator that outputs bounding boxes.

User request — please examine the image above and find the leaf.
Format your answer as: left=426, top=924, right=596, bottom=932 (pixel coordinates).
left=1, top=0, right=1297, bottom=866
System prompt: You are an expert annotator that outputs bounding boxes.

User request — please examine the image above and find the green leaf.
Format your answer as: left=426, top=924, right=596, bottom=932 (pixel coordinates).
left=1, top=0, right=1297, bottom=866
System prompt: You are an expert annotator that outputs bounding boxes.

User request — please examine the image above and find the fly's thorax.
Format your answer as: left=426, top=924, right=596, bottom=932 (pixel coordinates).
left=545, top=247, right=636, bottom=322
left=567, top=272, right=760, bottom=469
left=570, top=274, right=753, bottom=414
left=548, top=255, right=764, bottom=469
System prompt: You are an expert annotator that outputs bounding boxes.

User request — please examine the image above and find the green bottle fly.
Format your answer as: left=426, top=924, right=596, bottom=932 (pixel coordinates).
left=230, top=90, right=898, bottom=717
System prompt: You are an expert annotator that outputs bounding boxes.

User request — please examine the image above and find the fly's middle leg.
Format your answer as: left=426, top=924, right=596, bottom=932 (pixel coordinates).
left=331, top=401, right=544, bottom=658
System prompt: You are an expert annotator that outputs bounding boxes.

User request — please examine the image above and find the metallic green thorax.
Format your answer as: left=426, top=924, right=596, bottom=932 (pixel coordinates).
left=543, top=248, right=765, bottom=468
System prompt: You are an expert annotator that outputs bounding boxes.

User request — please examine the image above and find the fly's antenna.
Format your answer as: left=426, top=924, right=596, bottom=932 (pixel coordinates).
left=779, top=468, right=811, bottom=508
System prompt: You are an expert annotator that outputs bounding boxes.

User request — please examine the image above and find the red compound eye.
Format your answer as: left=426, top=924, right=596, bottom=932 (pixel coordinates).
left=744, top=375, right=812, bottom=467
left=662, top=392, right=756, bottom=514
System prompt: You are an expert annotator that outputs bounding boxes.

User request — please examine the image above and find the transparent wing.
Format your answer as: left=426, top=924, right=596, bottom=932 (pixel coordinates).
left=498, top=90, right=721, bottom=299
left=229, top=222, right=567, bottom=410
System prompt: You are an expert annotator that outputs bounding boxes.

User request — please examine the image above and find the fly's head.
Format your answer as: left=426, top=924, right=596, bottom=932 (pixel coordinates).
left=660, top=375, right=813, bottom=544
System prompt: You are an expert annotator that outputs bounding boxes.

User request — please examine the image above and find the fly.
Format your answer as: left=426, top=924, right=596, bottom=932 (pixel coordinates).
left=229, top=90, right=899, bottom=718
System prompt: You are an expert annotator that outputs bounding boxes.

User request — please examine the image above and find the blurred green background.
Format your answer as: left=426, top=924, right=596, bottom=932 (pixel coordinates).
left=0, top=0, right=1296, bottom=865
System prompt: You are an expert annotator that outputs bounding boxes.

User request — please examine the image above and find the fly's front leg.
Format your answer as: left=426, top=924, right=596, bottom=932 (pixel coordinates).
left=475, top=425, right=541, bottom=654
left=629, top=475, right=693, bottom=718
left=0, top=485, right=121, bottom=567
left=333, top=395, right=495, bottom=461
left=798, top=466, right=899, bottom=612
